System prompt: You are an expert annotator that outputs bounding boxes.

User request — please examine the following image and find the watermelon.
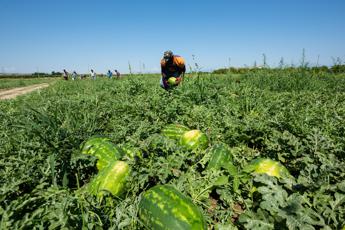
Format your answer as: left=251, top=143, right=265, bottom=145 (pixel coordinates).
left=81, top=136, right=124, bottom=170
left=162, top=124, right=190, bottom=140
left=138, top=185, right=206, bottom=230
left=243, top=158, right=290, bottom=178
left=207, top=143, right=233, bottom=170
left=121, top=145, right=143, bottom=160
left=80, top=136, right=110, bottom=155
left=180, top=130, right=209, bottom=151
left=167, top=77, right=177, bottom=86
left=87, top=160, right=129, bottom=197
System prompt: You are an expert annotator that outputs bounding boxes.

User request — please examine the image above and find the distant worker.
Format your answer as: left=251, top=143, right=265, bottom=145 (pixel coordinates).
left=90, top=69, right=96, bottom=80
left=107, top=70, right=113, bottom=79
left=160, top=50, right=185, bottom=90
left=63, top=69, right=68, bottom=80
left=71, top=71, right=78, bottom=80
left=114, top=69, right=121, bottom=79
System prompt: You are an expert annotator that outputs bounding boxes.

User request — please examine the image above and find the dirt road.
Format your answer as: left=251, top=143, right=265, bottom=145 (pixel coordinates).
left=0, top=83, right=50, bottom=100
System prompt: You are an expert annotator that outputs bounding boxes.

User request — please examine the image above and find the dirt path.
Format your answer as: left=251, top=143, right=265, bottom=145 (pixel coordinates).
left=0, top=83, right=50, bottom=100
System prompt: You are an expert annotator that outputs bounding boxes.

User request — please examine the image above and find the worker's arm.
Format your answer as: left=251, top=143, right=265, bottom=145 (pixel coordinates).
left=161, top=71, right=168, bottom=79
left=161, top=59, right=169, bottom=79
left=176, top=65, right=186, bottom=84
left=161, top=61, right=170, bottom=88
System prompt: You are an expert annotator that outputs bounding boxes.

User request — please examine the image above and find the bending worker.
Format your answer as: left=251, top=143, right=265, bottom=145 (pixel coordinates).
left=160, top=50, right=186, bottom=90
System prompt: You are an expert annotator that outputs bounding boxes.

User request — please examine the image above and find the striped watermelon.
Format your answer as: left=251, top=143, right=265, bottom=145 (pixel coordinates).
left=162, top=124, right=190, bottom=140
left=121, top=145, right=143, bottom=160
left=243, top=158, right=290, bottom=178
left=80, top=136, right=110, bottom=154
left=81, top=136, right=124, bottom=170
left=87, top=160, right=129, bottom=197
left=207, top=143, right=233, bottom=170
left=139, top=185, right=206, bottom=230
left=180, top=130, right=209, bottom=151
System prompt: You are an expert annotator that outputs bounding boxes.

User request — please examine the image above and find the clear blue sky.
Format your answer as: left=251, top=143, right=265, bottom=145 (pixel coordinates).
left=0, top=0, right=344, bottom=74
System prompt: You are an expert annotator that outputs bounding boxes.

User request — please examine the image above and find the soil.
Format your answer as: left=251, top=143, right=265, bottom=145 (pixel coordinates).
left=0, top=83, right=50, bottom=100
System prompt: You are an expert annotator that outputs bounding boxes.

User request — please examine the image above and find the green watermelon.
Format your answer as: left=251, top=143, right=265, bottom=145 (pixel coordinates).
left=139, top=185, right=206, bottom=230
left=81, top=136, right=124, bottom=170
left=243, top=158, right=290, bottom=178
left=121, top=145, right=143, bottom=160
left=180, top=130, right=209, bottom=151
left=162, top=124, right=190, bottom=140
left=87, top=160, right=129, bottom=197
left=207, top=143, right=233, bottom=170
left=80, top=136, right=110, bottom=155
left=167, top=77, right=177, bottom=86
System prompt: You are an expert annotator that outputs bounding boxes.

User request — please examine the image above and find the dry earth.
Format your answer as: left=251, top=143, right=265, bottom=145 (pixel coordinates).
left=0, top=83, right=50, bottom=100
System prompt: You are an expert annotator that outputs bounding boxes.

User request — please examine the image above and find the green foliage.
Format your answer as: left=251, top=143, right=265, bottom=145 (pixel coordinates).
left=212, top=64, right=345, bottom=75
left=1, top=71, right=345, bottom=229
left=239, top=175, right=340, bottom=229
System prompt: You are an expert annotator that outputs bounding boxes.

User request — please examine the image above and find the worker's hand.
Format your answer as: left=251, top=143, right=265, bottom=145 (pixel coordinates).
left=176, top=77, right=182, bottom=84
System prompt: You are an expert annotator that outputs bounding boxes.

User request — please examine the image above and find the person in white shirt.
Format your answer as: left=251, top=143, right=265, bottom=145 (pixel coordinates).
left=90, top=69, right=96, bottom=80
left=71, top=71, right=78, bottom=80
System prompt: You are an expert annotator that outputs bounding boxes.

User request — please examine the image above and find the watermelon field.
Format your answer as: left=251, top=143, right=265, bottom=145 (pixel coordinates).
left=1, top=70, right=345, bottom=229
